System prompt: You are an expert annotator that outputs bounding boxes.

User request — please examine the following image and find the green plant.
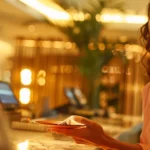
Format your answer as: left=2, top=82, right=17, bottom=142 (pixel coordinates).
left=52, top=0, right=125, bottom=108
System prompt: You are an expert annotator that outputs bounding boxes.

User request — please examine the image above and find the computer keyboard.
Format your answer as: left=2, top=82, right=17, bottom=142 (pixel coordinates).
left=11, top=121, right=48, bottom=132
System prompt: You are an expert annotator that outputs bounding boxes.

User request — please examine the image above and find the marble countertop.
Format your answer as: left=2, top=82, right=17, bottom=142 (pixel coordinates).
left=10, top=130, right=96, bottom=150
left=9, top=114, right=142, bottom=150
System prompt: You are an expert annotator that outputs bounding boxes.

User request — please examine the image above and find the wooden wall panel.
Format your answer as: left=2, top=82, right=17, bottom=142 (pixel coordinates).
left=11, top=38, right=87, bottom=114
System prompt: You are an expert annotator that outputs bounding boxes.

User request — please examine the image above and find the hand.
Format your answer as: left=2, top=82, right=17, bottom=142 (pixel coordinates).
left=48, top=115, right=110, bottom=149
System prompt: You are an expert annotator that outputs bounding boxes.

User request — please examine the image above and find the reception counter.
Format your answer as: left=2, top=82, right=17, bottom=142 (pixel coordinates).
left=9, top=114, right=142, bottom=150
left=10, top=129, right=96, bottom=150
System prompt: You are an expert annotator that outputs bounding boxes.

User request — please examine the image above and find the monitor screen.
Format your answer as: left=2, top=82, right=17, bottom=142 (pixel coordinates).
left=73, top=88, right=87, bottom=106
left=0, top=82, right=19, bottom=109
left=64, top=88, right=78, bottom=106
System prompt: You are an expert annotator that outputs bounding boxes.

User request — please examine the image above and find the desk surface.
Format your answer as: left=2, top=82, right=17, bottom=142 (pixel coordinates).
left=10, top=114, right=142, bottom=150
left=10, top=130, right=96, bottom=150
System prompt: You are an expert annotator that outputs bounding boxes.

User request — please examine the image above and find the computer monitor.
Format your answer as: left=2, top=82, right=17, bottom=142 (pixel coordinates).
left=0, top=81, right=19, bottom=110
left=64, top=88, right=78, bottom=107
left=64, top=87, right=88, bottom=108
left=73, top=88, right=87, bottom=107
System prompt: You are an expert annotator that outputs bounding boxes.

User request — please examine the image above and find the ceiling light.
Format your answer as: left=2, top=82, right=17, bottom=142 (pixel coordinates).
left=20, top=0, right=72, bottom=26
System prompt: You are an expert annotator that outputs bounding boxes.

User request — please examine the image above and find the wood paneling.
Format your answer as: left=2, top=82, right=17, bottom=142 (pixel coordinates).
left=11, top=38, right=88, bottom=113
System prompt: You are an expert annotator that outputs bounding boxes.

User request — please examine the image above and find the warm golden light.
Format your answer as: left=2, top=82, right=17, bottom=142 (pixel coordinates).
left=37, top=77, right=46, bottom=86
left=20, top=0, right=147, bottom=25
left=125, top=44, right=143, bottom=60
left=17, top=140, right=28, bottom=150
left=99, top=13, right=147, bottom=24
left=125, top=15, right=147, bottom=24
left=53, top=41, right=64, bottom=49
left=19, top=88, right=31, bottom=104
left=37, top=70, right=46, bottom=86
left=20, top=69, right=32, bottom=85
left=98, top=43, right=105, bottom=51
left=38, top=70, right=46, bottom=77
left=78, top=12, right=85, bottom=21
left=22, top=40, right=36, bottom=47
left=64, top=42, right=72, bottom=49
left=41, top=41, right=52, bottom=48
left=134, top=84, right=140, bottom=92
left=20, top=0, right=71, bottom=26
left=0, top=40, right=14, bottom=56
left=100, top=14, right=123, bottom=23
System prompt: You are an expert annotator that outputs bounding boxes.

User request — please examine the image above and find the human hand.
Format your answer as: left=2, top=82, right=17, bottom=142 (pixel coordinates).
left=48, top=116, right=110, bottom=149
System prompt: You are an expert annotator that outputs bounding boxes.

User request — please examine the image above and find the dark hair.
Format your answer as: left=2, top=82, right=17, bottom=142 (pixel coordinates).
left=140, top=2, right=150, bottom=76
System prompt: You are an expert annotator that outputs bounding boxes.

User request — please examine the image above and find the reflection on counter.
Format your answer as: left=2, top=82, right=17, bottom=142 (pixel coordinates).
left=12, top=130, right=95, bottom=150
left=17, top=140, right=28, bottom=150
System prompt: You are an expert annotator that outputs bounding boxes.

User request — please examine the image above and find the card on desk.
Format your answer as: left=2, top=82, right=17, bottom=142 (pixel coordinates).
left=36, top=120, right=86, bottom=129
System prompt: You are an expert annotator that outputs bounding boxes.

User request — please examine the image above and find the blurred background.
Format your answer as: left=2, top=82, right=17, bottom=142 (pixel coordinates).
left=0, top=0, right=149, bottom=129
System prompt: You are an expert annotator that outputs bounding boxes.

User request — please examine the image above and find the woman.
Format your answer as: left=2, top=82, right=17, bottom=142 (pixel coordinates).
left=49, top=3, right=150, bottom=150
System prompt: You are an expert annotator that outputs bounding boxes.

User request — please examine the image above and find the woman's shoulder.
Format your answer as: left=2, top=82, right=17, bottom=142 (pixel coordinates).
left=142, top=82, right=150, bottom=99
left=143, top=82, right=150, bottom=91
left=142, top=82, right=150, bottom=109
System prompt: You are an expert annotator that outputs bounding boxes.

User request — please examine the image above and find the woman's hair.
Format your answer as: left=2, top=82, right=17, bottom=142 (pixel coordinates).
left=140, top=2, right=150, bottom=76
